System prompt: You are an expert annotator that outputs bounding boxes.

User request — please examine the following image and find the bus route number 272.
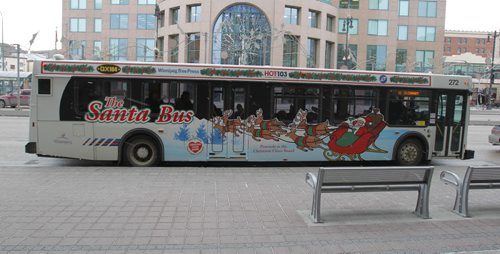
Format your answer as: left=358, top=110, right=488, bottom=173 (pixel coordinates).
left=449, top=79, right=459, bottom=86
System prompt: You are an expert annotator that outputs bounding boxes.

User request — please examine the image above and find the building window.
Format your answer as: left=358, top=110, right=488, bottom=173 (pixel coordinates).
left=339, top=0, right=359, bottom=9
left=188, top=5, right=201, bottom=23
left=69, top=40, right=86, bottom=59
left=137, top=14, right=155, bottom=30
left=445, top=37, right=451, bottom=43
left=415, top=50, right=434, bottom=72
left=399, top=0, right=409, bottom=16
left=398, top=25, right=408, bottom=40
left=212, top=4, right=271, bottom=66
left=93, top=41, right=102, bottom=59
left=446, top=47, right=451, bottom=53
left=109, top=38, right=128, bottom=61
left=136, top=38, right=155, bottom=62
left=307, top=38, right=318, bottom=68
left=111, top=0, right=128, bottom=4
left=71, top=0, right=86, bottom=9
left=325, top=41, right=334, bottom=69
left=309, top=10, right=320, bottom=28
left=186, top=33, right=200, bottom=63
left=168, top=34, right=179, bottom=62
left=368, top=20, right=388, bottom=36
left=110, top=14, right=128, bottom=29
left=366, top=45, right=387, bottom=71
left=159, top=11, right=165, bottom=27
left=338, top=18, right=358, bottom=34
left=476, top=38, right=481, bottom=44
left=457, top=48, right=461, bottom=54
left=70, top=18, right=86, bottom=32
left=94, top=18, right=102, bottom=32
left=396, top=49, right=407, bottom=72
left=326, top=15, right=335, bottom=32
left=170, top=7, right=179, bottom=25
left=418, top=0, right=437, bottom=17
left=416, top=26, right=435, bottom=41
left=94, top=0, right=102, bottom=9
left=69, top=40, right=87, bottom=59
left=463, top=38, right=468, bottom=44
left=138, top=0, right=155, bottom=4
left=284, top=6, right=299, bottom=25
left=369, top=0, right=388, bottom=10
left=283, top=35, right=298, bottom=67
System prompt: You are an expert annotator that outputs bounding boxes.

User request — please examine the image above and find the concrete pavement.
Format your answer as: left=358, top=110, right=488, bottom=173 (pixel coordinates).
left=1, top=163, right=500, bottom=253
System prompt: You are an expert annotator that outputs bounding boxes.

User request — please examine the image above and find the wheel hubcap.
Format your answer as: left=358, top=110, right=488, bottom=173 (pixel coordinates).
left=401, top=144, right=418, bottom=162
left=134, top=145, right=152, bottom=162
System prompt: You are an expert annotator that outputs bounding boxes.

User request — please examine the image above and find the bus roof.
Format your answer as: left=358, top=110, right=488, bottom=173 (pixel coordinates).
left=34, top=60, right=472, bottom=90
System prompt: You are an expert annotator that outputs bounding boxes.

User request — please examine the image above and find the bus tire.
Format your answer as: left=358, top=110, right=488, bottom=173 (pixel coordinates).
left=396, top=139, right=423, bottom=166
left=0, top=100, right=5, bottom=108
left=123, top=135, right=160, bottom=167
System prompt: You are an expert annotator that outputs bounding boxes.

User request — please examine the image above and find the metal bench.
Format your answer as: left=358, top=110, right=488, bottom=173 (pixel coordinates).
left=440, top=166, right=500, bottom=217
left=305, top=166, right=434, bottom=223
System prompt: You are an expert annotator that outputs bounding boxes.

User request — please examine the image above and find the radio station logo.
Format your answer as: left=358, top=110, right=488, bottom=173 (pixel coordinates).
left=97, top=64, right=121, bottom=74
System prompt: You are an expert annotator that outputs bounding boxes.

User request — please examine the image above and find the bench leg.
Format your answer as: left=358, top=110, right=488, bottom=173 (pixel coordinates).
left=454, top=187, right=470, bottom=217
left=415, top=184, right=431, bottom=219
left=310, top=190, right=322, bottom=223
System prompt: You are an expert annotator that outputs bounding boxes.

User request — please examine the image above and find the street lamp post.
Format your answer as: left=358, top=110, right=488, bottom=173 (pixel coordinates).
left=13, top=44, right=20, bottom=110
left=487, top=30, right=497, bottom=110
left=342, top=17, right=353, bottom=68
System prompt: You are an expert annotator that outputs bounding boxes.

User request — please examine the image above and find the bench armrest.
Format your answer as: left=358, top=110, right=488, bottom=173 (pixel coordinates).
left=305, top=172, right=317, bottom=189
left=440, top=170, right=461, bottom=189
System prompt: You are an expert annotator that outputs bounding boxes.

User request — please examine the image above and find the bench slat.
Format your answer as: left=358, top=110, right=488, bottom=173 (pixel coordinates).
left=320, top=167, right=430, bottom=186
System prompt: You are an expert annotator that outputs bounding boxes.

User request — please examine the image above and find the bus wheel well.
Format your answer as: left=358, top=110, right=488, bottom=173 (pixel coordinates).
left=118, top=129, right=164, bottom=166
left=392, top=132, right=429, bottom=165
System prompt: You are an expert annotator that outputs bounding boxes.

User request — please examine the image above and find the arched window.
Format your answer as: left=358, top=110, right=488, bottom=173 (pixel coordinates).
left=212, top=5, right=271, bottom=66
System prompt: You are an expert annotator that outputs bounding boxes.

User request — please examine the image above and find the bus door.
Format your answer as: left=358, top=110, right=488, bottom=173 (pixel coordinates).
left=208, top=85, right=247, bottom=159
left=433, top=91, right=466, bottom=157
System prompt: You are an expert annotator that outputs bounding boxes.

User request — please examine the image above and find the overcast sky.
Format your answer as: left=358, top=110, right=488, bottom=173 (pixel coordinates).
left=0, top=0, right=499, bottom=51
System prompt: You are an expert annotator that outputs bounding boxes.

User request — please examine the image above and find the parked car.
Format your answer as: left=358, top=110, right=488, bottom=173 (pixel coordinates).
left=0, top=89, right=31, bottom=108
left=489, top=125, right=500, bottom=145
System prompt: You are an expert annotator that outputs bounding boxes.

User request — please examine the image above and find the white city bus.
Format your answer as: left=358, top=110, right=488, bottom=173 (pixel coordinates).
left=26, top=60, right=474, bottom=166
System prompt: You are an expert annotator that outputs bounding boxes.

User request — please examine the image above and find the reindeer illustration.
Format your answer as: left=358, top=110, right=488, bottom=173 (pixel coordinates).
left=245, top=115, right=279, bottom=141
left=291, top=109, right=331, bottom=136
left=286, top=128, right=325, bottom=151
left=254, top=108, right=287, bottom=135
left=211, top=111, right=243, bottom=138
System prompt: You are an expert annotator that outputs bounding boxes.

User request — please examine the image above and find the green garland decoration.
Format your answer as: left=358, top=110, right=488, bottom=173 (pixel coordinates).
left=200, top=68, right=263, bottom=78
left=122, top=66, right=156, bottom=74
left=43, top=64, right=94, bottom=73
left=289, top=71, right=378, bottom=82
left=389, top=76, right=429, bottom=84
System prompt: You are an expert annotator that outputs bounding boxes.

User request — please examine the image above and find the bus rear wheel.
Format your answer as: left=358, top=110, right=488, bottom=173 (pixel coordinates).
left=123, top=135, right=160, bottom=167
left=396, top=139, right=423, bottom=166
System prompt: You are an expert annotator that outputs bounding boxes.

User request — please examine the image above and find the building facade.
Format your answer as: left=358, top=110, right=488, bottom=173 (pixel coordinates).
left=61, top=0, right=445, bottom=73
left=444, top=30, right=498, bottom=58
left=156, top=0, right=338, bottom=68
left=335, top=0, right=445, bottom=73
left=62, top=0, right=157, bottom=61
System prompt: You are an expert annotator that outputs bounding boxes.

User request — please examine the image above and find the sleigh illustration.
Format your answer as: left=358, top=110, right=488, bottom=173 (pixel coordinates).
left=326, top=111, right=388, bottom=161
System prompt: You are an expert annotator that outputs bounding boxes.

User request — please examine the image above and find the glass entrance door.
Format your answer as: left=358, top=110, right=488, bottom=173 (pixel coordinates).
left=208, top=85, right=247, bottom=159
left=433, top=91, right=466, bottom=157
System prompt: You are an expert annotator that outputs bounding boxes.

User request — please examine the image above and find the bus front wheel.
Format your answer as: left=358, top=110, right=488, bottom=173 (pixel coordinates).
left=396, top=139, right=423, bottom=166
left=123, top=135, right=160, bottom=167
